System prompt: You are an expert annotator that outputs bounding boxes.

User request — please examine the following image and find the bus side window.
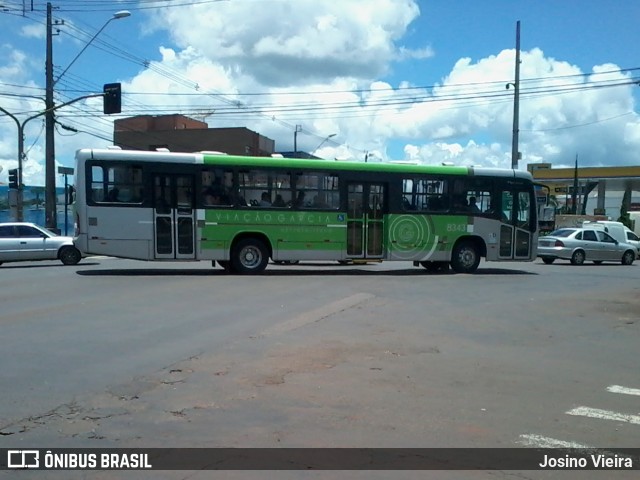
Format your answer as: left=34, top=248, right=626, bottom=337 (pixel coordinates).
left=91, top=165, right=105, bottom=202
left=106, top=188, right=120, bottom=202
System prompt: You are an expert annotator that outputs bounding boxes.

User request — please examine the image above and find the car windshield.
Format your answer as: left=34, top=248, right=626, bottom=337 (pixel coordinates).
left=549, top=228, right=577, bottom=238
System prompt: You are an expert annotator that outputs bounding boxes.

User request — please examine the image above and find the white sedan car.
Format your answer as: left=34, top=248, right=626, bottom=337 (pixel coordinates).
left=538, top=227, right=637, bottom=265
left=0, top=222, right=82, bottom=266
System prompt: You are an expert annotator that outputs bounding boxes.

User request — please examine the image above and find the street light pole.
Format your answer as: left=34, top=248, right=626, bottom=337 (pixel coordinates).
left=313, top=133, right=337, bottom=153
left=0, top=107, right=26, bottom=221
left=2, top=93, right=108, bottom=220
left=44, top=3, right=131, bottom=231
left=54, top=10, right=132, bottom=85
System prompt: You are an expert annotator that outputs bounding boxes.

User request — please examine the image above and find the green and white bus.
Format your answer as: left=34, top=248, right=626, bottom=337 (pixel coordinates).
left=74, top=148, right=538, bottom=274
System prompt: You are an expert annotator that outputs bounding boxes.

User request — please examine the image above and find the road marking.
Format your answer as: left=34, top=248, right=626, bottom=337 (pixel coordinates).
left=518, top=434, right=592, bottom=449
left=519, top=435, right=640, bottom=464
left=260, top=293, right=374, bottom=336
left=566, top=406, right=640, bottom=425
left=607, top=385, right=640, bottom=396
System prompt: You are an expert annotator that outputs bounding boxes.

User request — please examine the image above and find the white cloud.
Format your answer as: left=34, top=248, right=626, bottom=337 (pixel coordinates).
left=20, top=23, right=44, bottom=40
left=146, top=0, right=421, bottom=86
left=3, top=0, right=640, bottom=188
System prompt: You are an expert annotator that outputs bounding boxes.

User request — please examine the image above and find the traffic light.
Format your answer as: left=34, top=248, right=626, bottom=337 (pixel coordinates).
left=103, top=83, right=122, bottom=114
left=8, top=168, right=19, bottom=189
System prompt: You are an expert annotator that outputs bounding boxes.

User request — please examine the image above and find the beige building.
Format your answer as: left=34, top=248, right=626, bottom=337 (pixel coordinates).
left=113, top=114, right=275, bottom=156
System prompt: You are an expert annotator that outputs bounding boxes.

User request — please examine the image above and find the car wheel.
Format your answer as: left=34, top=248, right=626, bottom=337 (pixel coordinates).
left=570, top=250, right=585, bottom=265
left=450, top=241, right=480, bottom=274
left=621, top=250, right=635, bottom=266
left=231, top=238, right=269, bottom=274
left=541, top=258, right=555, bottom=265
left=59, top=246, right=81, bottom=265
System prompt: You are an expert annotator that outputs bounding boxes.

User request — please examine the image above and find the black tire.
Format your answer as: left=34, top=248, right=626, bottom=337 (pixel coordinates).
left=541, top=258, right=555, bottom=265
left=570, top=250, right=585, bottom=265
left=59, top=246, right=81, bottom=265
left=621, top=250, right=635, bottom=266
left=217, top=260, right=235, bottom=273
left=231, top=238, right=269, bottom=274
left=421, top=261, right=449, bottom=273
left=450, top=241, right=480, bottom=274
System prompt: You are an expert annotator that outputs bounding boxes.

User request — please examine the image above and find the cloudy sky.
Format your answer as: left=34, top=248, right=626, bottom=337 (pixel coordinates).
left=1, top=0, right=639, bottom=186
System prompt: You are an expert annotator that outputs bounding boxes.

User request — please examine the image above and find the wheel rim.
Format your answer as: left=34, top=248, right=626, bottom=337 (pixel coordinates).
left=623, top=252, right=634, bottom=265
left=61, top=248, right=79, bottom=264
left=458, top=247, right=476, bottom=269
left=240, top=246, right=262, bottom=269
left=574, top=251, right=584, bottom=264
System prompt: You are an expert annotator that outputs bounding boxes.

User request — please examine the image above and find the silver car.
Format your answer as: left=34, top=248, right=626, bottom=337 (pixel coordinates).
left=538, top=227, right=637, bottom=265
left=0, top=222, right=82, bottom=266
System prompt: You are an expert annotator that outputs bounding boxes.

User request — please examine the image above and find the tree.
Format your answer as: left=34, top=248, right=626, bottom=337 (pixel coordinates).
left=617, top=188, right=632, bottom=229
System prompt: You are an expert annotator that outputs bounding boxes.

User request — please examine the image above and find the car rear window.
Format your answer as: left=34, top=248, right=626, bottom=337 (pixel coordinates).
left=549, top=229, right=576, bottom=237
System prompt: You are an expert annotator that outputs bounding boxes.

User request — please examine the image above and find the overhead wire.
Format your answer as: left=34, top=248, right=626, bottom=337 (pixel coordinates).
left=2, top=3, right=640, bottom=147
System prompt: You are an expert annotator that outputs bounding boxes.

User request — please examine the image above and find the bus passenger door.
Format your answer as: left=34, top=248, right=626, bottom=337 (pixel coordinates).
left=498, top=188, right=533, bottom=260
left=153, top=174, right=196, bottom=260
left=346, top=182, right=386, bottom=259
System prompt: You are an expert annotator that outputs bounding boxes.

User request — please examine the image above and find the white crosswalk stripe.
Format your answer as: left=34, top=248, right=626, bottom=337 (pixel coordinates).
left=518, top=434, right=593, bottom=449
left=566, top=406, right=640, bottom=425
left=519, top=384, right=640, bottom=447
left=607, top=385, right=640, bottom=396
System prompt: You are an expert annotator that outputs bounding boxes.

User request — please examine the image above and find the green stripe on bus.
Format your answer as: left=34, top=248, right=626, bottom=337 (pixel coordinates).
left=202, top=154, right=469, bottom=175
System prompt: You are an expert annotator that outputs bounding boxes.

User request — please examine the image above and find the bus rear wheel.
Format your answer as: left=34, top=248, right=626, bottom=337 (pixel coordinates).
left=450, top=241, right=480, bottom=274
left=231, top=238, right=269, bottom=274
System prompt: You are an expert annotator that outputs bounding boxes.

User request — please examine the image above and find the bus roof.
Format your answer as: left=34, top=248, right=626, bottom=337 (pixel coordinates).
left=76, top=148, right=533, bottom=180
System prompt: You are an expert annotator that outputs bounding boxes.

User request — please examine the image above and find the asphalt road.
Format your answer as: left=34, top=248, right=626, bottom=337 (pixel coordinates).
left=0, top=257, right=639, bottom=479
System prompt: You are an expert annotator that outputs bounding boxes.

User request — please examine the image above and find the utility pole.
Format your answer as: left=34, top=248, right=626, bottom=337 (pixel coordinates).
left=571, top=154, right=579, bottom=215
left=42, top=3, right=129, bottom=232
left=508, top=20, right=521, bottom=169
left=294, top=125, right=302, bottom=155
left=45, top=1, right=57, bottom=231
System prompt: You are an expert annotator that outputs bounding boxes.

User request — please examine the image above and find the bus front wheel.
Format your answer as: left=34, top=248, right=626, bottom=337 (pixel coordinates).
left=450, top=241, right=480, bottom=274
left=232, top=238, right=269, bottom=274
